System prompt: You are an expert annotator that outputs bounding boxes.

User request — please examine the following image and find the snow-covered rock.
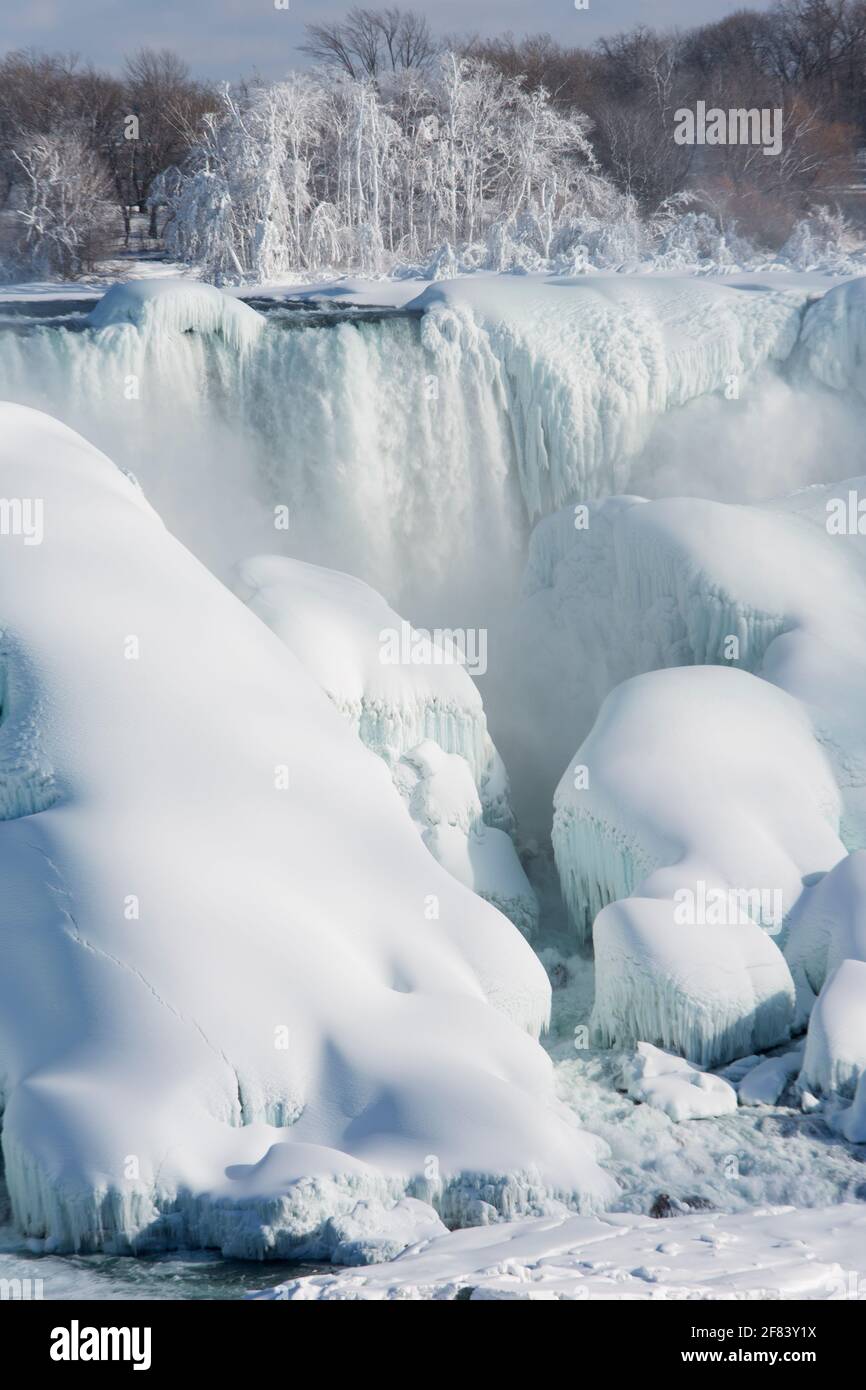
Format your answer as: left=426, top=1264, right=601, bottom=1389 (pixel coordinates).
left=237, top=555, right=510, bottom=824
left=593, top=898, right=796, bottom=1070
left=524, top=486, right=866, bottom=848
left=801, top=959, right=866, bottom=1099
left=86, top=277, right=265, bottom=350
left=738, top=1050, right=802, bottom=1107
left=0, top=403, right=615, bottom=1255
left=784, top=852, right=866, bottom=1024
left=622, top=1044, right=737, bottom=1122
left=553, top=665, right=839, bottom=1065
left=237, top=556, right=537, bottom=933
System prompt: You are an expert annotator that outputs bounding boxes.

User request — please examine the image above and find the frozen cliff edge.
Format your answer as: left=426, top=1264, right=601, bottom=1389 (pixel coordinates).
left=410, top=276, right=807, bottom=518
left=0, top=404, right=615, bottom=1255
left=85, top=277, right=265, bottom=351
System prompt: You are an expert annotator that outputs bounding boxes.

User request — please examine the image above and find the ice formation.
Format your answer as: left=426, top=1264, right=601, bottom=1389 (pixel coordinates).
left=737, top=1050, right=802, bottom=1107
left=553, top=666, right=842, bottom=1066
left=236, top=555, right=509, bottom=819
left=784, top=851, right=866, bottom=1023
left=85, top=277, right=265, bottom=351
left=621, top=1043, right=737, bottom=1122
left=0, top=274, right=818, bottom=605
left=524, top=486, right=866, bottom=846
left=0, top=404, right=616, bottom=1255
left=800, top=959, right=866, bottom=1099
left=797, top=276, right=866, bottom=401
left=414, top=276, right=807, bottom=517
left=236, top=555, right=536, bottom=932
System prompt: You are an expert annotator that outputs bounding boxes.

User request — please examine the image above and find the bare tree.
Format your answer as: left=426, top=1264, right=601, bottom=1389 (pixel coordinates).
left=300, top=8, right=436, bottom=79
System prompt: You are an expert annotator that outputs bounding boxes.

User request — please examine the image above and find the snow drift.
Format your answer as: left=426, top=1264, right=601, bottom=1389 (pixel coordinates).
left=0, top=404, right=615, bottom=1256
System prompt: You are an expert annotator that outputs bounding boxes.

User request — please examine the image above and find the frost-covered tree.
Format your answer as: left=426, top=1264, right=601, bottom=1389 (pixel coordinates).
left=7, top=130, right=118, bottom=278
left=153, top=54, right=617, bottom=281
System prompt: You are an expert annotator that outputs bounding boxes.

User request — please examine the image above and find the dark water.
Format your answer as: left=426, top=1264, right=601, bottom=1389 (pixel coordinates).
left=0, top=1227, right=328, bottom=1301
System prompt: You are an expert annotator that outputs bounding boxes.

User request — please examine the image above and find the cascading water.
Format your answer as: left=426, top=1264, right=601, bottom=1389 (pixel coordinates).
left=1, top=276, right=863, bottom=834
left=0, top=305, right=528, bottom=614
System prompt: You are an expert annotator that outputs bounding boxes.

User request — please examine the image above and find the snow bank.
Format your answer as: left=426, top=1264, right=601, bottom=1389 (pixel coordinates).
left=553, top=666, right=841, bottom=1065
left=86, top=277, right=264, bottom=351
left=252, top=1202, right=866, bottom=1300
left=0, top=404, right=615, bottom=1255
left=622, top=1044, right=737, bottom=1122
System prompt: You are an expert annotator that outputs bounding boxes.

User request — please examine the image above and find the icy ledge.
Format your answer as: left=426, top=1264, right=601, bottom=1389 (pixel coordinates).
left=0, top=404, right=614, bottom=1255
left=86, top=278, right=265, bottom=351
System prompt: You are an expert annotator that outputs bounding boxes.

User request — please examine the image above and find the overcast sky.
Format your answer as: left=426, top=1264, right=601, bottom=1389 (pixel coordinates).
left=2, top=1, right=775, bottom=79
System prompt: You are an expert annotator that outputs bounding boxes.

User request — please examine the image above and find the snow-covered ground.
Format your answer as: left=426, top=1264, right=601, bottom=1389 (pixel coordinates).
left=253, top=1204, right=866, bottom=1300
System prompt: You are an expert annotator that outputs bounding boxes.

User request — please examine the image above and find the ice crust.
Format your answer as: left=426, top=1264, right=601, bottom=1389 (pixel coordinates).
left=254, top=1201, right=866, bottom=1300
left=0, top=404, right=615, bottom=1255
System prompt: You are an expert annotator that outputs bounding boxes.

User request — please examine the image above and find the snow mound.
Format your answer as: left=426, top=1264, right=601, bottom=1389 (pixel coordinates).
left=622, top=1043, right=737, bottom=1122
left=0, top=403, right=615, bottom=1255
left=252, top=1202, right=866, bottom=1300
left=593, top=897, right=795, bottom=1070
left=237, top=556, right=535, bottom=931
left=86, top=277, right=264, bottom=351
left=553, top=665, right=839, bottom=1065
left=237, top=555, right=510, bottom=826
left=553, top=665, right=842, bottom=942
left=525, top=485, right=866, bottom=846
left=737, top=1050, right=802, bottom=1107
left=801, top=959, right=866, bottom=1099
left=412, top=276, right=806, bottom=518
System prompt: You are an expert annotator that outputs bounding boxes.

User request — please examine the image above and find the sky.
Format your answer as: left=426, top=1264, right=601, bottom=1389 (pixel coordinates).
left=1, top=0, right=775, bottom=80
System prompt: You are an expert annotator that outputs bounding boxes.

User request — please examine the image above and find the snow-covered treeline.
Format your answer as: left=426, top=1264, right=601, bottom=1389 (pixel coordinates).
left=149, top=57, right=649, bottom=282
